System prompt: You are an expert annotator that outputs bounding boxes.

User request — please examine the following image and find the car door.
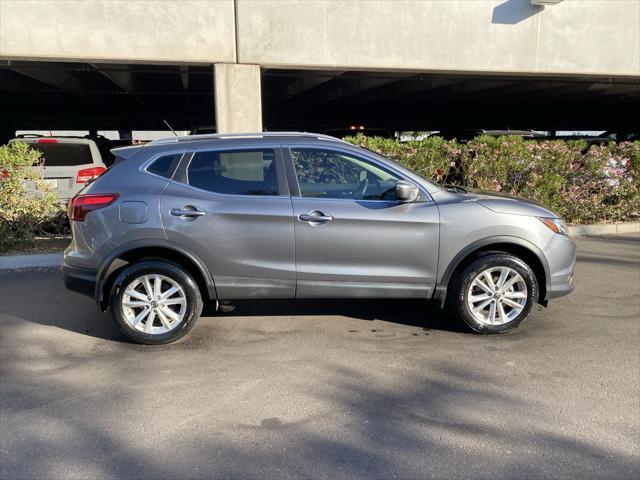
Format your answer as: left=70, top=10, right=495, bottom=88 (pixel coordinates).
left=285, top=145, right=439, bottom=298
left=160, top=145, right=295, bottom=299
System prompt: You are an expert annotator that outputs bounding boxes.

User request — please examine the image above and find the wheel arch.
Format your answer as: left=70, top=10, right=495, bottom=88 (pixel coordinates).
left=433, top=236, right=550, bottom=308
left=95, top=240, right=216, bottom=310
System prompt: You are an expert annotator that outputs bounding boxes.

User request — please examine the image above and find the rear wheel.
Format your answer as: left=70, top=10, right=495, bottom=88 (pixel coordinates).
left=451, top=253, right=538, bottom=334
left=110, top=260, right=203, bottom=344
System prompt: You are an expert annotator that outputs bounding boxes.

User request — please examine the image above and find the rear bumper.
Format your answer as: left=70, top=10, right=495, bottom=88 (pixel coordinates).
left=62, top=263, right=97, bottom=298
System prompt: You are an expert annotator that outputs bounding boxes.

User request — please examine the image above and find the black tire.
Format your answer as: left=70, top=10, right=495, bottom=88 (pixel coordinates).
left=450, top=253, right=538, bottom=334
left=109, top=259, right=203, bottom=345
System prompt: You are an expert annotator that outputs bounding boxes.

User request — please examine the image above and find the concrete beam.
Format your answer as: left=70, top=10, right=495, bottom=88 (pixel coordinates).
left=214, top=63, right=262, bottom=133
left=237, top=0, right=640, bottom=77
left=7, top=60, right=89, bottom=94
left=0, top=0, right=236, bottom=64
left=180, top=66, right=189, bottom=93
left=89, top=63, right=134, bottom=93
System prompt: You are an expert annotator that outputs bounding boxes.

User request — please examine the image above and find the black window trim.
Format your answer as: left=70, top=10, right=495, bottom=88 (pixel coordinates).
left=144, top=152, right=185, bottom=180
left=172, top=145, right=290, bottom=198
left=141, top=151, right=186, bottom=181
left=282, top=144, right=431, bottom=203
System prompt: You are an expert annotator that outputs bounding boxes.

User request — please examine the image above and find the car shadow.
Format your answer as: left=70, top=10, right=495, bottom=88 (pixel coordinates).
left=205, top=298, right=470, bottom=334
left=1, top=269, right=468, bottom=345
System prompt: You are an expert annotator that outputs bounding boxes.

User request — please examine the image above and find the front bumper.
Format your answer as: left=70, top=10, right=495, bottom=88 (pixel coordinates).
left=62, top=262, right=97, bottom=298
left=549, top=271, right=575, bottom=299
left=543, top=232, right=577, bottom=301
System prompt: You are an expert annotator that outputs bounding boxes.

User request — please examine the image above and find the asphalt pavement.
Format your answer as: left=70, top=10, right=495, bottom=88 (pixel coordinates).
left=1, top=234, right=639, bottom=479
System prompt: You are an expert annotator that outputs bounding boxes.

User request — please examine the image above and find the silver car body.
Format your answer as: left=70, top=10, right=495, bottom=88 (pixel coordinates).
left=62, top=133, right=576, bottom=308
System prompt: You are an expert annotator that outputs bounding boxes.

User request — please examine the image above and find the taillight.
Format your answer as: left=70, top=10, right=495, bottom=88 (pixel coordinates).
left=37, top=138, right=58, bottom=144
left=76, top=166, right=106, bottom=184
left=67, top=194, right=118, bottom=222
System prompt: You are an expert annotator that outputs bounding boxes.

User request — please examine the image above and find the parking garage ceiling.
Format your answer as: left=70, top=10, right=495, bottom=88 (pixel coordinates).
left=1, top=60, right=639, bottom=135
left=263, top=69, right=640, bottom=132
left=0, top=61, right=215, bottom=132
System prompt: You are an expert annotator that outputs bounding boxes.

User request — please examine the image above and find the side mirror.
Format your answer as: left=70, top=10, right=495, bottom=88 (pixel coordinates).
left=395, top=180, right=419, bottom=203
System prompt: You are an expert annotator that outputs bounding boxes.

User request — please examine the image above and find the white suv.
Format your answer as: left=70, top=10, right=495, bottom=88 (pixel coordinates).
left=9, top=136, right=107, bottom=201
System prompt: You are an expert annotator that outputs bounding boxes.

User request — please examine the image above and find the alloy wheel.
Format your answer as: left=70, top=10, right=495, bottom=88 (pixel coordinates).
left=121, top=274, right=187, bottom=335
left=466, top=266, right=528, bottom=326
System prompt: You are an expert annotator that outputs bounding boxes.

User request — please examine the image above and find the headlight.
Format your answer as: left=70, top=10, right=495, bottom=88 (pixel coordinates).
left=538, top=217, right=568, bottom=235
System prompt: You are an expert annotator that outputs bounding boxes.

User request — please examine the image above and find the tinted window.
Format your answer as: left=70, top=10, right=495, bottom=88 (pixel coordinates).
left=147, top=153, right=182, bottom=179
left=30, top=143, right=94, bottom=166
left=291, top=148, right=401, bottom=200
left=187, top=149, right=278, bottom=196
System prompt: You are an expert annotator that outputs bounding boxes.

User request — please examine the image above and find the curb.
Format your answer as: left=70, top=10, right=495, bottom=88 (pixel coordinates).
left=0, top=253, right=62, bottom=271
left=568, top=222, right=639, bottom=237
left=0, top=223, right=637, bottom=270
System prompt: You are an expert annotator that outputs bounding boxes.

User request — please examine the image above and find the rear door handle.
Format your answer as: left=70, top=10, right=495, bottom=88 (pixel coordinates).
left=170, top=207, right=206, bottom=218
left=298, top=211, right=333, bottom=223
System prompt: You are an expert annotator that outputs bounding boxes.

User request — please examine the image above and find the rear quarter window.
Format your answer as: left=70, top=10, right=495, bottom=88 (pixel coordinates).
left=146, top=153, right=183, bottom=179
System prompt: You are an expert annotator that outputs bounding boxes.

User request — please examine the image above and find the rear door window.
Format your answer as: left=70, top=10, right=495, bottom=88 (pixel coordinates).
left=29, top=143, right=94, bottom=166
left=186, top=149, right=279, bottom=196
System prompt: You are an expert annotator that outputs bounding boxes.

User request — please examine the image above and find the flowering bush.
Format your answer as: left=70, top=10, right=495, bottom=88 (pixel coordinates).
left=0, top=142, right=68, bottom=252
left=346, top=135, right=639, bottom=224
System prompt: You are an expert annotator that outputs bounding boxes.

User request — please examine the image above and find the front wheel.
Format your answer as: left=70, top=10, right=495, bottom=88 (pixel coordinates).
left=110, top=260, right=203, bottom=344
left=451, top=253, right=538, bottom=334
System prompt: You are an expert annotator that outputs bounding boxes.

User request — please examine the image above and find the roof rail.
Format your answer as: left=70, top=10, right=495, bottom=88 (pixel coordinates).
left=147, top=131, right=349, bottom=146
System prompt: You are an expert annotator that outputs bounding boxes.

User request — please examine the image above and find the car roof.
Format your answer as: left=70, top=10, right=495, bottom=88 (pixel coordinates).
left=145, top=132, right=352, bottom=149
left=10, top=136, right=98, bottom=145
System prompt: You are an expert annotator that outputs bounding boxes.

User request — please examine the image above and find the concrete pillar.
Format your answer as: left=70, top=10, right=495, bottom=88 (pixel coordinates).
left=214, top=63, right=262, bottom=133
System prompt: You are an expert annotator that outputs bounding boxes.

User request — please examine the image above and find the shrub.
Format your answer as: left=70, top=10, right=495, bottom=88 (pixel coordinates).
left=0, top=142, right=68, bottom=252
left=346, top=134, right=640, bottom=224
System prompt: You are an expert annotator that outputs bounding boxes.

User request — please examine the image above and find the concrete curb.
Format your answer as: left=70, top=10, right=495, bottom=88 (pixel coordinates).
left=0, top=223, right=637, bottom=270
left=0, top=253, right=62, bottom=271
left=568, top=222, right=639, bottom=237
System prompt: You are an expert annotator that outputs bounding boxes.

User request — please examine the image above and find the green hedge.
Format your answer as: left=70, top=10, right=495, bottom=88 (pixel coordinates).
left=0, top=142, right=68, bottom=252
left=346, top=135, right=640, bottom=225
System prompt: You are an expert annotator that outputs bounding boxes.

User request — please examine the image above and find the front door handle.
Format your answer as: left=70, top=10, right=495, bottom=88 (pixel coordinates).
left=298, top=211, right=333, bottom=223
left=170, top=207, right=206, bottom=218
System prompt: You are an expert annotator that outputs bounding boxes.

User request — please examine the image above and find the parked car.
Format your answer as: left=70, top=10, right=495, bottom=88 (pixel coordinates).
left=62, top=132, right=576, bottom=344
left=431, top=129, right=544, bottom=142
left=598, top=131, right=639, bottom=142
left=9, top=135, right=108, bottom=201
left=324, top=126, right=394, bottom=139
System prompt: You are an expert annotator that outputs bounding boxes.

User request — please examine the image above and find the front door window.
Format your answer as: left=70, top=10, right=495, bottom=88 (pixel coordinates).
left=291, top=148, right=401, bottom=200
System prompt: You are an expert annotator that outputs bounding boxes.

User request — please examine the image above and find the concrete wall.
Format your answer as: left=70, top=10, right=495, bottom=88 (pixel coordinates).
left=0, top=0, right=236, bottom=63
left=2, top=0, right=638, bottom=76
left=236, top=0, right=640, bottom=77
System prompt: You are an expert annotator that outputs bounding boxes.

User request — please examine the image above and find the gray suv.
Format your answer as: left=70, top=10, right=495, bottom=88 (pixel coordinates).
left=62, top=132, right=576, bottom=344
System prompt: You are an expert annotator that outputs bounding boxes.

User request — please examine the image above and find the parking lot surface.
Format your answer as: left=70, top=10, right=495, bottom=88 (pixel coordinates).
left=1, top=234, right=639, bottom=480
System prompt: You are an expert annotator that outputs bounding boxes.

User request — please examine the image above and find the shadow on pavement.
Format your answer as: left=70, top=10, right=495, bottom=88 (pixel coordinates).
left=0, top=269, right=468, bottom=344
left=1, top=350, right=637, bottom=479
left=209, top=298, right=470, bottom=334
